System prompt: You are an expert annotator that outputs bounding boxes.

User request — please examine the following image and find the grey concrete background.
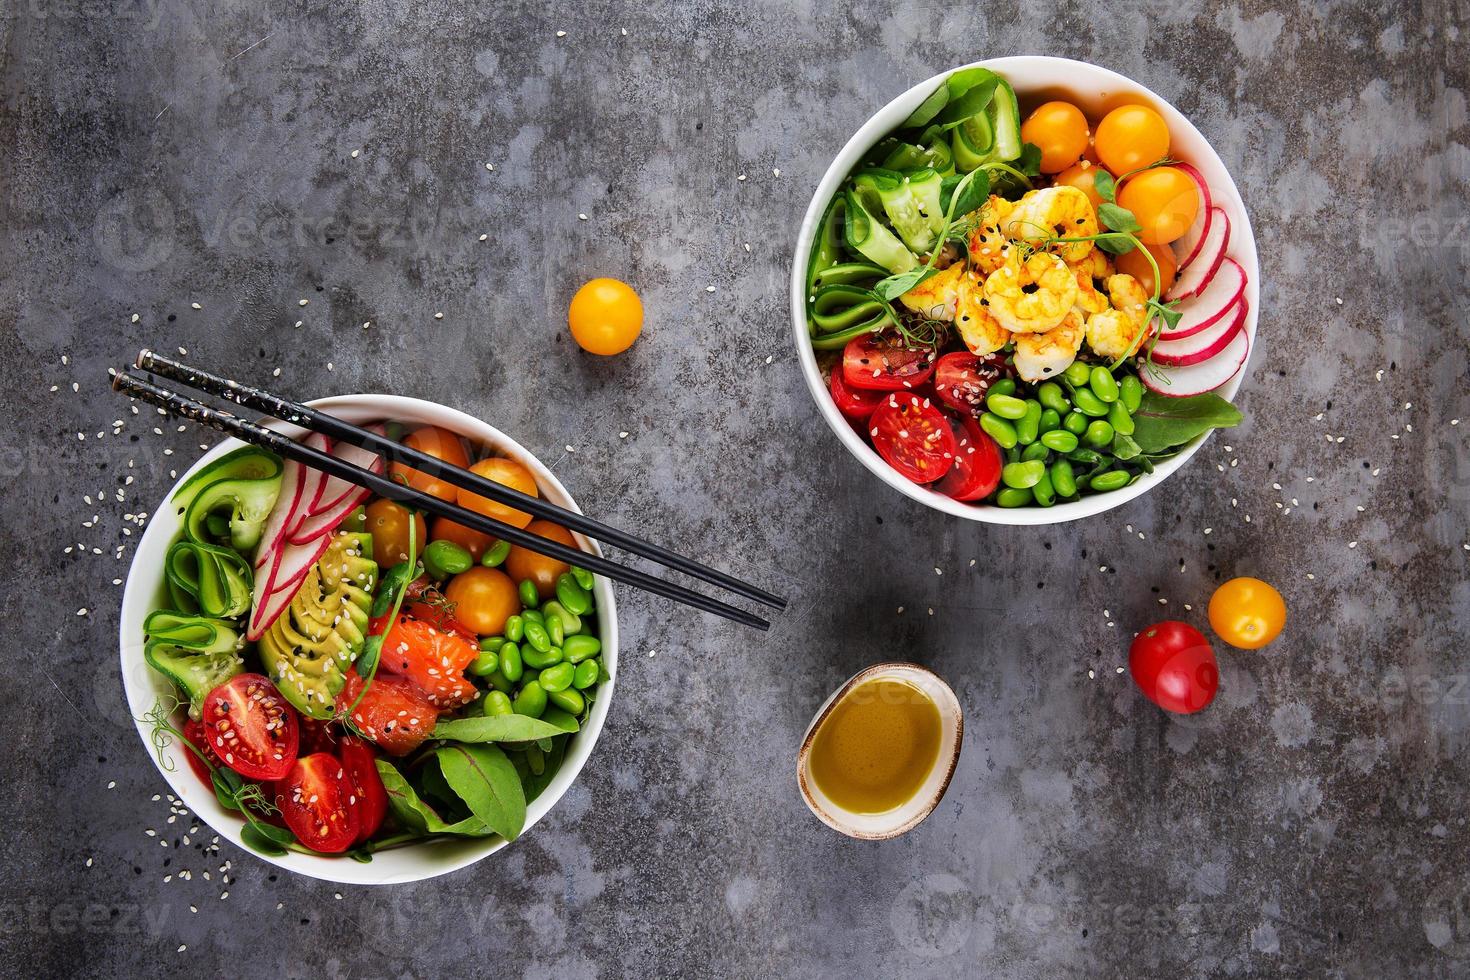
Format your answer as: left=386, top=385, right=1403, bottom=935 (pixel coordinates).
left=2, top=0, right=1467, bottom=976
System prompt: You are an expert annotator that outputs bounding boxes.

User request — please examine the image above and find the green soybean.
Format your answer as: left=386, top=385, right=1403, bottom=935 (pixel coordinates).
left=990, top=378, right=1017, bottom=397
left=526, top=744, right=545, bottom=775
left=482, top=690, right=514, bottom=717
left=542, top=600, right=582, bottom=637
left=499, top=642, right=523, bottom=683
left=513, top=680, right=548, bottom=718
left=1089, top=469, right=1131, bottom=492
left=1063, top=361, right=1092, bottom=387
left=423, top=539, right=473, bottom=579
left=1050, top=459, right=1078, bottom=497
left=480, top=636, right=505, bottom=652
left=563, top=634, right=602, bottom=664
left=503, top=614, right=524, bottom=643
left=986, top=392, right=1029, bottom=420
left=523, top=620, right=551, bottom=653
left=1039, top=408, right=1061, bottom=433
left=1084, top=420, right=1115, bottom=448
left=1002, top=460, right=1046, bottom=489
left=1021, top=441, right=1050, bottom=463
left=518, top=579, right=540, bottom=608
left=522, top=642, right=562, bottom=669
left=548, top=687, right=585, bottom=715
left=1037, top=381, right=1071, bottom=414
left=1040, top=430, right=1079, bottom=453
left=573, top=660, right=600, bottom=690
left=1015, top=400, right=1042, bottom=444
left=1119, top=375, right=1143, bottom=412
left=521, top=608, right=544, bottom=626
left=1067, top=448, right=1105, bottom=466
left=1032, top=471, right=1056, bottom=507
left=1005, top=445, right=1021, bottom=464
left=1072, top=388, right=1109, bottom=417
left=1063, top=411, right=1088, bottom=435
left=547, top=613, right=565, bottom=647
left=1089, top=366, right=1119, bottom=403
left=556, top=573, right=592, bottom=616
left=1108, top=400, right=1135, bottom=435
left=571, top=566, right=594, bottom=592
left=996, top=486, right=1034, bottom=507
left=538, top=662, right=575, bottom=693
left=980, top=413, right=1018, bottom=449
left=484, top=668, right=514, bottom=693
left=470, top=648, right=500, bottom=677
left=481, top=538, right=511, bottom=568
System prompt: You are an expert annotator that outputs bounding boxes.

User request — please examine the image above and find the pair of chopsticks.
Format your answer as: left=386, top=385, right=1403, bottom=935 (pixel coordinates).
left=115, top=350, right=785, bottom=630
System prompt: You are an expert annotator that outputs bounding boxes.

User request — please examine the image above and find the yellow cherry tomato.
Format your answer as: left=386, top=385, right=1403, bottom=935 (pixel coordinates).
left=1020, top=101, right=1090, bottom=174
left=1053, top=160, right=1110, bottom=210
left=444, top=566, right=521, bottom=636
left=569, top=278, right=643, bottom=355
left=1094, top=104, right=1170, bottom=176
left=389, top=426, right=470, bottom=505
left=504, top=519, right=576, bottom=598
left=1115, top=241, right=1178, bottom=297
left=1208, top=577, right=1287, bottom=650
left=1117, top=167, right=1200, bottom=245
left=364, top=499, right=426, bottom=568
left=457, top=457, right=539, bottom=530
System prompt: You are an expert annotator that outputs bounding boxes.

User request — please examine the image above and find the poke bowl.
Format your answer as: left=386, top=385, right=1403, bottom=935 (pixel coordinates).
left=118, top=393, right=619, bottom=885
left=791, top=56, right=1260, bottom=524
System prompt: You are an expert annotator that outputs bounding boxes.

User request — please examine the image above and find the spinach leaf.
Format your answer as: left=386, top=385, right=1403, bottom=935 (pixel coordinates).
left=374, top=759, right=491, bottom=837
left=1094, top=233, right=1138, bottom=256
left=1131, top=390, right=1243, bottom=453
left=371, top=561, right=413, bottom=619
left=435, top=744, right=527, bottom=842
left=1015, top=142, right=1043, bottom=177
left=538, top=709, right=580, bottom=735
left=432, top=714, right=572, bottom=744
left=1111, top=432, right=1143, bottom=460
left=240, top=822, right=289, bottom=856
left=935, top=77, right=999, bottom=128
left=211, top=768, right=244, bottom=811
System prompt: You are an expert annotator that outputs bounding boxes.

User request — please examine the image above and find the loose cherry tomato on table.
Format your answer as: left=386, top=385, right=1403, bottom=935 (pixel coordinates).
left=457, top=457, right=539, bottom=530
left=1128, top=621, right=1219, bottom=714
left=1053, top=160, right=1111, bottom=211
left=932, top=351, right=1007, bottom=416
left=842, top=333, right=937, bottom=392
left=444, top=565, right=522, bottom=636
left=869, top=392, right=957, bottom=484
left=1094, top=104, right=1170, bottom=175
left=934, top=415, right=1003, bottom=501
left=1117, top=166, right=1199, bottom=245
left=278, top=752, right=358, bottom=853
left=829, top=362, right=887, bottom=421
left=338, top=735, right=389, bottom=845
left=338, top=670, right=439, bottom=757
left=1114, top=241, right=1178, bottom=296
left=202, top=673, right=300, bottom=781
left=569, top=278, right=643, bottom=355
left=1020, top=101, right=1090, bottom=174
left=365, top=498, right=427, bottom=568
left=505, top=519, right=576, bottom=598
left=1208, top=577, right=1286, bottom=649
left=388, top=426, right=470, bottom=505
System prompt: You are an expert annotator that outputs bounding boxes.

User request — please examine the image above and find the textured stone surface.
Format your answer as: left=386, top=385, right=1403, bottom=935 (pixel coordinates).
left=2, top=0, right=1468, bottom=976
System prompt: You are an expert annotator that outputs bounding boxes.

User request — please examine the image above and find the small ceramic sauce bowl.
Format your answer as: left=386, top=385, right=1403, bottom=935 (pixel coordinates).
left=796, top=663, right=963, bottom=839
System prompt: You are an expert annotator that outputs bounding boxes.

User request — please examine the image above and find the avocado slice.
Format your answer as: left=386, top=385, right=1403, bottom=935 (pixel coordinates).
left=258, top=531, right=377, bottom=719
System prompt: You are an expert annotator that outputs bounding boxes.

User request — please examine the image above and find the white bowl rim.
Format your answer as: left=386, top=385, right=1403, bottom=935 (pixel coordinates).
left=118, top=392, right=619, bottom=885
left=789, top=55, right=1260, bottom=525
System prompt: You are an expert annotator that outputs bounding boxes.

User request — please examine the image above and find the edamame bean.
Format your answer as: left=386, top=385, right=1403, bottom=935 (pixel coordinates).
left=539, top=662, right=575, bottom=693
left=571, top=566, right=594, bottom=592
left=484, top=668, right=514, bottom=693
left=483, top=690, right=514, bottom=717
left=470, top=648, right=500, bottom=677
left=1063, top=361, right=1092, bottom=387
left=542, top=600, right=582, bottom=637
left=504, top=614, right=524, bottom=643
left=513, top=680, right=548, bottom=718
left=1037, top=381, right=1070, bottom=414
left=499, top=642, right=523, bottom=683
left=480, top=636, right=505, bottom=652
left=522, top=642, right=562, bottom=669
left=1089, top=469, right=1131, bottom=492
left=986, top=392, right=1029, bottom=420
left=573, top=659, right=600, bottom=690
left=423, top=539, right=473, bottom=579
left=526, top=744, right=545, bottom=775
left=1032, top=471, right=1056, bottom=507
left=481, top=538, right=511, bottom=567
left=548, top=687, right=585, bottom=715
left=1072, top=388, right=1109, bottom=417
left=980, top=412, right=1018, bottom=449
left=563, top=634, right=602, bottom=664
left=1067, top=448, right=1105, bottom=466
left=1039, top=408, right=1061, bottom=434
left=1063, top=411, right=1088, bottom=435
left=547, top=614, right=565, bottom=646
left=518, top=579, right=540, bottom=608
left=523, top=620, right=551, bottom=653
left=1119, top=375, right=1143, bottom=412
left=1005, top=445, right=1020, bottom=464
left=1002, top=460, right=1046, bottom=489
left=1021, top=441, right=1050, bottom=463
left=990, top=378, right=1017, bottom=397
left=996, top=486, right=1033, bottom=507
left=1084, top=420, right=1115, bottom=448
left=1015, top=400, right=1043, bottom=444
left=556, top=573, right=593, bottom=616
left=1108, top=400, right=1135, bottom=435
left=1089, top=366, right=1119, bottom=403
left=521, top=608, right=544, bottom=626
left=1050, top=459, right=1078, bottom=497
left=1040, top=430, right=1079, bottom=453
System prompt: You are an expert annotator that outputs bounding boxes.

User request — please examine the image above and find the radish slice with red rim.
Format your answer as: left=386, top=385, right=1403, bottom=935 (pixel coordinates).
left=1167, top=207, right=1231, bottom=301
left=254, top=456, right=306, bottom=570
left=1171, top=162, right=1215, bottom=269
left=1141, top=322, right=1250, bottom=397
left=308, top=424, right=387, bottom=517
left=247, top=533, right=334, bottom=640
left=285, top=432, right=331, bottom=536
left=1159, top=257, right=1246, bottom=341
left=1152, top=298, right=1247, bottom=366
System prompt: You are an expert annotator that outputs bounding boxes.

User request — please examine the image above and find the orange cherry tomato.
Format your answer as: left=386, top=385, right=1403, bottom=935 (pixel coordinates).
left=1094, top=104, right=1170, bottom=176
left=430, top=516, right=495, bottom=562
left=364, top=499, right=426, bottom=568
left=1020, top=101, right=1090, bottom=174
left=388, top=427, right=470, bottom=505
left=1053, top=160, right=1111, bottom=210
left=1114, top=241, right=1178, bottom=297
left=1117, top=167, right=1199, bottom=245
left=569, top=278, right=643, bottom=355
left=1208, top=577, right=1287, bottom=650
left=504, top=519, right=577, bottom=598
left=444, top=566, right=521, bottom=636
left=457, top=457, right=538, bottom=530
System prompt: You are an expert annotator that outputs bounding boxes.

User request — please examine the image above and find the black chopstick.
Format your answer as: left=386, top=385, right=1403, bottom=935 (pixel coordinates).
left=134, top=349, right=788, bottom=612
left=114, top=372, right=770, bottom=631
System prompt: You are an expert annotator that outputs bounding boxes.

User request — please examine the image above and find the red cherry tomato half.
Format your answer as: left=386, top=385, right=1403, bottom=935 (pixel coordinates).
left=829, top=362, right=887, bottom=420
left=842, top=333, right=937, bottom=392
left=298, top=718, right=341, bottom=756
left=278, top=752, right=359, bottom=853
left=932, top=352, right=1008, bottom=417
left=182, top=718, right=223, bottom=789
left=202, top=673, right=300, bottom=781
left=934, top=415, right=1004, bottom=501
left=338, top=735, right=389, bottom=845
left=1128, top=621, right=1219, bottom=714
left=869, top=393, right=957, bottom=485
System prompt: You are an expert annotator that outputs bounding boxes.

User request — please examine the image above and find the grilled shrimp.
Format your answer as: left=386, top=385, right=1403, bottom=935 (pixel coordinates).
left=1014, top=311, right=1086, bottom=382
left=1069, top=250, right=1113, bottom=316
left=954, top=277, right=1009, bottom=355
left=965, top=196, right=1016, bottom=275
left=1002, top=186, right=1099, bottom=263
left=899, top=263, right=966, bottom=321
left=983, top=252, right=1078, bottom=334
left=1084, top=273, right=1152, bottom=358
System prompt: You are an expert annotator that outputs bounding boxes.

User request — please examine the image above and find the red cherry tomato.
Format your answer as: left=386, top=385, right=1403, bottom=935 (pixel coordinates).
left=338, top=735, right=389, bottom=845
left=182, top=718, right=224, bottom=789
left=278, top=752, right=359, bottom=853
left=829, top=362, right=887, bottom=420
left=932, top=352, right=1008, bottom=416
left=298, top=718, right=341, bottom=756
left=1128, top=621, right=1219, bottom=714
left=842, top=333, right=936, bottom=392
left=934, top=415, right=1004, bottom=501
left=201, top=673, right=300, bottom=781
left=868, top=393, right=957, bottom=484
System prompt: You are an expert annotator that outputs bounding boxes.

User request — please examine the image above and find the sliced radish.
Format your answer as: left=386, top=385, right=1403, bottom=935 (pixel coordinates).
left=283, top=432, right=331, bottom=538
left=247, top=533, right=334, bottom=640
left=1159, top=258, right=1246, bottom=341
left=1153, top=299, right=1247, bottom=366
left=308, top=425, right=388, bottom=517
left=1141, top=326, right=1250, bottom=397
left=1171, top=163, right=1215, bottom=269
left=254, top=456, right=307, bottom=570
left=286, top=486, right=372, bottom=547
left=1167, top=208, right=1231, bottom=301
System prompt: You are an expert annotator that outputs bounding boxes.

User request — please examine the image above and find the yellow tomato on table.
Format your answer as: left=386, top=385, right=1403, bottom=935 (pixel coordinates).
left=1208, top=577, right=1287, bottom=649
left=569, top=278, right=643, bottom=355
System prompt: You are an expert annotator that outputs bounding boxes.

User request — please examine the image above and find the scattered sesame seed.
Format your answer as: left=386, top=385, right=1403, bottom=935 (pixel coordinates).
left=479, top=234, right=488, bottom=242
left=434, top=312, right=444, bottom=319
left=190, top=303, right=201, bottom=310
left=578, top=213, right=588, bottom=221
left=556, top=29, right=566, bottom=36
left=298, top=299, right=308, bottom=306
left=618, top=431, right=629, bottom=439
left=706, top=285, right=716, bottom=293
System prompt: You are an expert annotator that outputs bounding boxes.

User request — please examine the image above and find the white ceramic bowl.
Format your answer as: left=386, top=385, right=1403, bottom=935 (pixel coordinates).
left=119, top=394, right=619, bottom=885
left=791, top=56, right=1260, bottom=525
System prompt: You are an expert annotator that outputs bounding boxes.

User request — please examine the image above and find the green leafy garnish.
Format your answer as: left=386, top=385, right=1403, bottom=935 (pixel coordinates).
left=435, top=743, right=527, bottom=842
left=431, top=714, right=573, bottom=743
left=1097, top=202, right=1141, bottom=234
left=1130, top=391, right=1244, bottom=454
left=1093, top=169, right=1117, bottom=202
